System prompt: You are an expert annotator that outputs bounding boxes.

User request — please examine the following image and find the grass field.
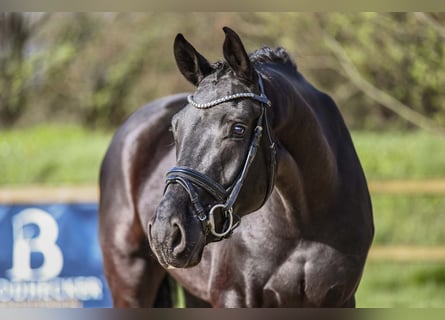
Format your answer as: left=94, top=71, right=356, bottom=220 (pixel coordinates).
left=372, top=194, right=445, bottom=245
left=1, top=125, right=445, bottom=307
left=1, top=126, right=445, bottom=184
left=353, top=131, right=445, bottom=180
left=0, top=125, right=111, bottom=185
left=356, top=261, right=445, bottom=307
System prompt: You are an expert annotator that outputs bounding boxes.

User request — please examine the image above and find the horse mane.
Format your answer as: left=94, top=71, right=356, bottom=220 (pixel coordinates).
left=249, top=46, right=297, bottom=70
left=211, top=46, right=297, bottom=77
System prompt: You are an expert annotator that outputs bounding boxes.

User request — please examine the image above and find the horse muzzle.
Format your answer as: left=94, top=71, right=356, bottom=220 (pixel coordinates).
left=148, top=193, right=206, bottom=269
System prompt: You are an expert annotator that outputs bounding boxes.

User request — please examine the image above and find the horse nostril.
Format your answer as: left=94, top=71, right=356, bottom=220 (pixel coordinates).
left=171, top=222, right=186, bottom=256
left=147, top=221, right=154, bottom=245
left=171, top=225, right=181, bottom=247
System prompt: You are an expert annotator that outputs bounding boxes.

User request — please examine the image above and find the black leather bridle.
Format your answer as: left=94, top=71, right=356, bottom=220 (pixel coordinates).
left=165, top=72, right=276, bottom=240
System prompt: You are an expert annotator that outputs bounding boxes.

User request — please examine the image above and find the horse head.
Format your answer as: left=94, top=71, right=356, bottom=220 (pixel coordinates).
left=148, top=27, right=276, bottom=269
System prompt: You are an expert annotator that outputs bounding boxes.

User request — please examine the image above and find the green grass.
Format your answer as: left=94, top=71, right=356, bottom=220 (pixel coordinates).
left=0, top=125, right=112, bottom=185
left=352, top=131, right=445, bottom=180
left=1, top=127, right=444, bottom=185
left=372, top=194, right=445, bottom=246
left=356, top=261, right=445, bottom=307
left=352, top=131, right=445, bottom=306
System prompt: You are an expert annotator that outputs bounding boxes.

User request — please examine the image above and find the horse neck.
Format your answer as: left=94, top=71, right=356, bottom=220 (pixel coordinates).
left=266, top=68, right=339, bottom=215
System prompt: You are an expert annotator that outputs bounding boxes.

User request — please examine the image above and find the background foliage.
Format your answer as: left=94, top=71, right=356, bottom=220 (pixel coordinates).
left=1, top=12, right=445, bottom=132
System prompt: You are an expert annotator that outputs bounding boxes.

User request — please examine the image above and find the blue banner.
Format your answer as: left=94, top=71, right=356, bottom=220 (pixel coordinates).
left=0, top=203, right=112, bottom=308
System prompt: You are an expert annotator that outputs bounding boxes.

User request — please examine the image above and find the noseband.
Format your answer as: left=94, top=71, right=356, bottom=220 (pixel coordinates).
left=165, top=72, right=276, bottom=240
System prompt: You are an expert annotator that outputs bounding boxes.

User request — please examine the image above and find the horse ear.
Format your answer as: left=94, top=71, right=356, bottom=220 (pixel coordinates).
left=174, top=33, right=213, bottom=86
left=222, top=27, right=253, bottom=81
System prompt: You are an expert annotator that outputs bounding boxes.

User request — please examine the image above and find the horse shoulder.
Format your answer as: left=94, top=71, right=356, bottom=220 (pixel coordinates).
left=99, top=93, right=188, bottom=257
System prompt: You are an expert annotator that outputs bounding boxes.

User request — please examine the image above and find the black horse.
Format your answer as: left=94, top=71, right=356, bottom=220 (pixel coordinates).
left=99, top=27, right=374, bottom=307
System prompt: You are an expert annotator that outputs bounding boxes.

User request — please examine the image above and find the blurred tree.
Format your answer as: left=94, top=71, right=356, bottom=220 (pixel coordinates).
left=319, top=13, right=445, bottom=133
left=33, top=13, right=242, bottom=129
left=238, top=13, right=445, bottom=133
left=0, top=13, right=444, bottom=132
left=0, top=13, right=34, bottom=127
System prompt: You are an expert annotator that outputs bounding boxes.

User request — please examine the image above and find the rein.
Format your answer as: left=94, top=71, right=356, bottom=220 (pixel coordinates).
left=165, top=72, right=276, bottom=240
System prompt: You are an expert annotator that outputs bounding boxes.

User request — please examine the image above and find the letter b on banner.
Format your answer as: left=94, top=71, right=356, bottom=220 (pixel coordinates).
left=7, top=208, right=63, bottom=281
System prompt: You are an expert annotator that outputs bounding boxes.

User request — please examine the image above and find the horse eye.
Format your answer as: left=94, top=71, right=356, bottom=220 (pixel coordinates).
left=232, top=124, right=247, bottom=138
